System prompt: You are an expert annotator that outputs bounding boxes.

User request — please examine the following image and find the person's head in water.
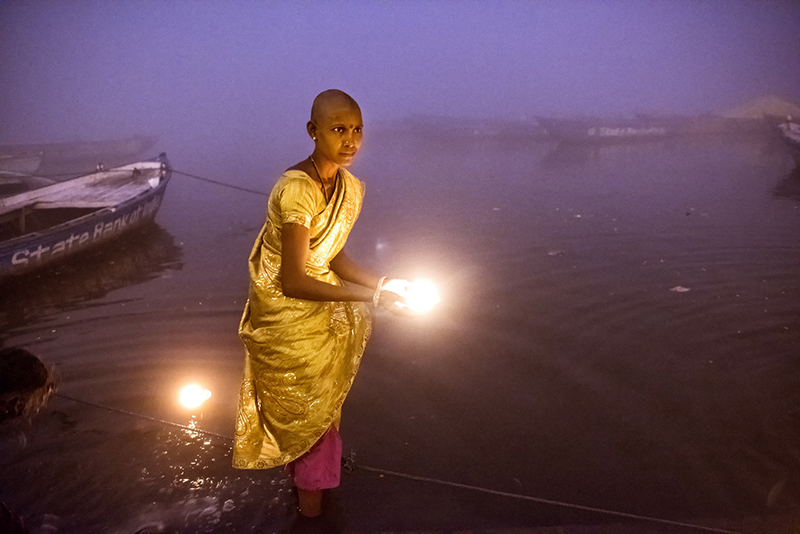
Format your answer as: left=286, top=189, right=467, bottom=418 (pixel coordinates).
left=308, top=89, right=363, bottom=169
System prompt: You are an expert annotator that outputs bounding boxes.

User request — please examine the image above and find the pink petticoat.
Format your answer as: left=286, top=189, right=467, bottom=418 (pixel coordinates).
left=285, top=426, right=342, bottom=491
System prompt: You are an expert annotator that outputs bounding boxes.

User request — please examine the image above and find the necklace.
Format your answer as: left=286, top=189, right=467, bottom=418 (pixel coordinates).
left=309, top=155, right=335, bottom=203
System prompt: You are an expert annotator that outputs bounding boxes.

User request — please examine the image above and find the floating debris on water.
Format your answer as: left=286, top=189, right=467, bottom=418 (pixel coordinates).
left=669, top=286, right=691, bottom=292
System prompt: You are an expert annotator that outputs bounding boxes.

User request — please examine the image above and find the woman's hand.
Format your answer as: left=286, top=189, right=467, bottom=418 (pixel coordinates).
left=376, top=279, right=422, bottom=317
left=378, top=278, right=409, bottom=312
left=378, top=278, right=440, bottom=316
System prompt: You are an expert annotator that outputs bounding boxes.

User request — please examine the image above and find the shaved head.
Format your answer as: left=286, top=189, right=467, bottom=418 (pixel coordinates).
left=306, top=89, right=363, bottom=169
left=310, top=89, right=360, bottom=123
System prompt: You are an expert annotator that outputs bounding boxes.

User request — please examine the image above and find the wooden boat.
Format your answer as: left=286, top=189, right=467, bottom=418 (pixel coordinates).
left=0, top=152, right=43, bottom=182
left=0, top=154, right=171, bottom=279
left=777, top=118, right=800, bottom=168
left=0, top=136, right=157, bottom=177
left=536, top=114, right=774, bottom=143
left=536, top=116, right=674, bottom=143
left=0, top=136, right=155, bottom=165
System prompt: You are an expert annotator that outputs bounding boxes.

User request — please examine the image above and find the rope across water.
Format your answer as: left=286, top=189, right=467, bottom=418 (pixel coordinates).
left=53, top=392, right=755, bottom=534
left=169, top=169, right=268, bottom=196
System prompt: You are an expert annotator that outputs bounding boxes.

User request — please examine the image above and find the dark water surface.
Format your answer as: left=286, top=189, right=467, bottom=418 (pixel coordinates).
left=2, top=133, right=800, bottom=533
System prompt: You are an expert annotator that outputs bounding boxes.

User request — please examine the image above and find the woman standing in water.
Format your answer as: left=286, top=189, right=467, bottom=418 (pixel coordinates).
left=233, top=90, right=405, bottom=520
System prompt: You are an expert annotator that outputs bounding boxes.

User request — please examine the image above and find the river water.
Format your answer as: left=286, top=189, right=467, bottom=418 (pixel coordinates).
left=1, top=131, right=799, bottom=533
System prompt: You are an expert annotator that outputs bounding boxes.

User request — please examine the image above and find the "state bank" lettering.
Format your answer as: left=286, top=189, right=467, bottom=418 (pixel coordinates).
left=10, top=196, right=161, bottom=266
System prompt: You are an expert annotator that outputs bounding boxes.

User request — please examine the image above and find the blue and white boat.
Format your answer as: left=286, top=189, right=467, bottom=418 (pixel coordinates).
left=0, top=154, right=171, bottom=279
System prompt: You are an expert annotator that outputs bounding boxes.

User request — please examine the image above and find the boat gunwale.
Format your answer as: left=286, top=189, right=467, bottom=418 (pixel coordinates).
left=0, top=173, right=170, bottom=250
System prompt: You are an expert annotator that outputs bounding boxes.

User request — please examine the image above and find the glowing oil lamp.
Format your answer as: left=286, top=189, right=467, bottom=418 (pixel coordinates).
left=179, top=384, right=212, bottom=409
left=383, top=278, right=440, bottom=314
left=405, top=279, right=440, bottom=313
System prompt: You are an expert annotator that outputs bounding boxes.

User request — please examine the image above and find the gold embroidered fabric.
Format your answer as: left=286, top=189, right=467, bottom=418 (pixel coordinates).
left=233, top=169, right=371, bottom=469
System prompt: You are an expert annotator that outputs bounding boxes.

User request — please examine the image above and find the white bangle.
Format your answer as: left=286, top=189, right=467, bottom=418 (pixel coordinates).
left=372, top=276, right=387, bottom=309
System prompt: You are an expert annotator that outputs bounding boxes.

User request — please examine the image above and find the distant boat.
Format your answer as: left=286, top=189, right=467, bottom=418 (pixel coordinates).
left=536, top=116, right=675, bottom=143
left=0, top=152, right=43, bottom=181
left=0, top=154, right=171, bottom=279
left=777, top=118, right=800, bottom=168
left=535, top=114, right=779, bottom=143
left=0, top=136, right=157, bottom=174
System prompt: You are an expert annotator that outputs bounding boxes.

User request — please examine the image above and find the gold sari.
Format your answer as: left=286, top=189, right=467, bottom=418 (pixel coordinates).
left=233, top=169, right=371, bottom=469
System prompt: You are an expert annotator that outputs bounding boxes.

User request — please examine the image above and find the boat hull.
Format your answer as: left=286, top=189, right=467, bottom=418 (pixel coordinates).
left=536, top=115, right=767, bottom=144
left=536, top=117, right=672, bottom=143
left=0, top=157, right=170, bottom=279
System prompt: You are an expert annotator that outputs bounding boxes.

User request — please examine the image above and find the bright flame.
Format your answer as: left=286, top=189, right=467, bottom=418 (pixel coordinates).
left=383, top=278, right=440, bottom=314
left=405, top=279, right=440, bottom=313
left=382, top=278, right=409, bottom=296
left=179, top=384, right=212, bottom=409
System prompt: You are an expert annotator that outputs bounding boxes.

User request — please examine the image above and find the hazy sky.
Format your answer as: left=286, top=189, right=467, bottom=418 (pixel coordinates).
left=1, top=1, right=799, bottom=147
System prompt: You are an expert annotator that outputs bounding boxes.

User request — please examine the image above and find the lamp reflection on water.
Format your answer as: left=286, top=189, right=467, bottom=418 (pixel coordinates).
left=178, top=384, right=213, bottom=444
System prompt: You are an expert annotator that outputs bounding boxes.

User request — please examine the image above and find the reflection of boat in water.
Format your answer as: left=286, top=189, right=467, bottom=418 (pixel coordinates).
left=538, top=133, right=776, bottom=172
left=539, top=142, right=601, bottom=169
left=776, top=118, right=800, bottom=169
left=0, top=223, right=182, bottom=335
left=539, top=138, right=683, bottom=169
left=0, top=154, right=171, bottom=279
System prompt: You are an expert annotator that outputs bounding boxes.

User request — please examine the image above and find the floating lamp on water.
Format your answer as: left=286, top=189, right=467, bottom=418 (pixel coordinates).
left=179, top=384, right=212, bottom=409
left=384, top=278, right=440, bottom=314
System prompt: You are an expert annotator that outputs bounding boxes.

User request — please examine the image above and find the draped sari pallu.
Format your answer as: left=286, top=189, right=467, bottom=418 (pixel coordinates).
left=234, top=169, right=371, bottom=469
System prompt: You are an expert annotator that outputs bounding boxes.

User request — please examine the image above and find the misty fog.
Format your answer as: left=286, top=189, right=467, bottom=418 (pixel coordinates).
left=2, top=1, right=799, bottom=163
left=3, top=3, right=800, bottom=532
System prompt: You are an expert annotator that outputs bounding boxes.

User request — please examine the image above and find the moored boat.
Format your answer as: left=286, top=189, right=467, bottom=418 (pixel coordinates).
left=0, top=136, right=157, bottom=176
left=536, top=116, right=674, bottom=143
left=0, top=154, right=171, bottom=279
left=0, top=152, right=43, bottom=179
left=0, top=136, right=155, bottom=164
left=777, top=118, right=800, bottom=168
